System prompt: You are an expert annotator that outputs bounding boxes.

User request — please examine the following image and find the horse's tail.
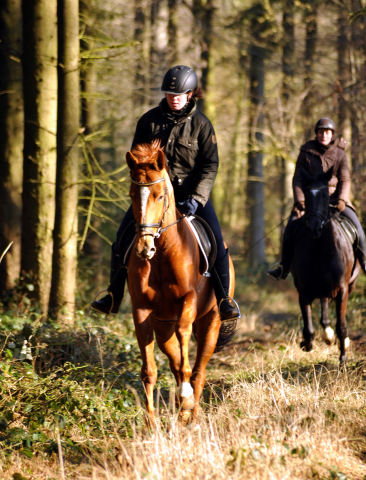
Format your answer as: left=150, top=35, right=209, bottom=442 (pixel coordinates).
left=214, top=319, right=237, bottom=352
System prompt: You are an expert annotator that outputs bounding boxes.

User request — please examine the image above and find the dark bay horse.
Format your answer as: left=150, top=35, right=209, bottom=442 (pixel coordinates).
left=291, top=167, right=360, bottom=363
left=125, top=140, right=236, bottom=426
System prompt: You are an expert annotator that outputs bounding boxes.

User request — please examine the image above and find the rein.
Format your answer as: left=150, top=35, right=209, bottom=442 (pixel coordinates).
left=130, top=175, right=184, bottom=238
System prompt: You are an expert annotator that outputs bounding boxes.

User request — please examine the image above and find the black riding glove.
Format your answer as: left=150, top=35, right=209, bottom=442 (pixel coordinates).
left=177, top=198, right=199, bottom=216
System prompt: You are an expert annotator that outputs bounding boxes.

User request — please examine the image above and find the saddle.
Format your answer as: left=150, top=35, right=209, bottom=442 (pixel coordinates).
left=118, top=215, right=217, bottom=274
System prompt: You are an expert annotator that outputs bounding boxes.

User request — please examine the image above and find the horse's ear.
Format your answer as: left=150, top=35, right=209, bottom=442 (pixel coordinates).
left=156, top=149, right=166, bottom=171
left=324, top=166, right=334, bottom=183
left=126, top=151, right=138, bottom=171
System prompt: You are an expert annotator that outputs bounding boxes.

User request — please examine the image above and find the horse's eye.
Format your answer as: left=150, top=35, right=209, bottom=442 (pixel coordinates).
left=158, top=195, right=164, bottom=201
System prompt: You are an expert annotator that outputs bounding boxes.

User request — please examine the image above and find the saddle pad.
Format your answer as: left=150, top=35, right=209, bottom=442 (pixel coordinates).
left=336, top=215, right=358, bottom=246
left=185, top=215, right=217, bottom=273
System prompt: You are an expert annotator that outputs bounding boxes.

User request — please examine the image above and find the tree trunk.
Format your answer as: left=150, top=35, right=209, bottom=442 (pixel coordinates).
left=134, top=0, right=147, bottom=113
left=49, top=0, right=79, bottom=322
left=246, top=45, right=266, bottom=269
left=167, top=0, right=178, bottom=65
left=150, top=0, right=168, bottom=105
left=80, top=0, right=104, bottom=285
left=303, top=1, right=317, bottom=138
left=192, top=0, right=214, bottom=115
left=0, top=0, right=23, bottom=292
left=280, top=0, right=295, bottom=236
left=337, top=4, right=348, bottom=136
left=21, top=0, right=57, bottom=313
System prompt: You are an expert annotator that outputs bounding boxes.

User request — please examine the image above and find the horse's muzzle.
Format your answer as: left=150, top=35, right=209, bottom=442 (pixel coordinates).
left=135, top=236, right=157, bottom=260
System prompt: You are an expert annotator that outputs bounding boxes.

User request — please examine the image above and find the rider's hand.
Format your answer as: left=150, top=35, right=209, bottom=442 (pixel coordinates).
left=336, top=199, right=346, bottom=212
left=177, top=198, right=199, bottom=216
left=292, top=201, right=305, bottom=218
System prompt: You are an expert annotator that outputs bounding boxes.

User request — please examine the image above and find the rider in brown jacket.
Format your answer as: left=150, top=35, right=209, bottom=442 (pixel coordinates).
left=268, top=117, right=366, bottom=280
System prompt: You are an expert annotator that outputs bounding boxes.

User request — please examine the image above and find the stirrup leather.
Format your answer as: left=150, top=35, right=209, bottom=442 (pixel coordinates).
left=219, top=296, right=241, bottom=322
left=92, top=289, right=115, bottom=314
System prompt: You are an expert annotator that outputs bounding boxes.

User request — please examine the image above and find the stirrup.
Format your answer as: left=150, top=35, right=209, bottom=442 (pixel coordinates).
left=219, top=296, right=241, bottom=322
left=267, top=263, right=283, bottom=281
left=92, top=289, right=114, bottom=314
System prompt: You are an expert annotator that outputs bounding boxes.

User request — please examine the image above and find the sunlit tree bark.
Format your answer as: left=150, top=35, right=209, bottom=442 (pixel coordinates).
left=0, top=0, right=23, bottom=292
left=21, top=0, right=57, bottom=313
left=49, top=0, right=79, bottom=322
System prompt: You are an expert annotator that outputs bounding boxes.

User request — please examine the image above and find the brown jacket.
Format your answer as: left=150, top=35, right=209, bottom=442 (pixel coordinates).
left=293, top=137, right=352, bottom=207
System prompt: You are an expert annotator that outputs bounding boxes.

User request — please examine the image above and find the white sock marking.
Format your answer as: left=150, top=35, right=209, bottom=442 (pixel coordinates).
left=345, top=337, right=350, bottom=349
left=177, top=382, right=193, bottom=398
left=324, top=327, right=334, bottom=341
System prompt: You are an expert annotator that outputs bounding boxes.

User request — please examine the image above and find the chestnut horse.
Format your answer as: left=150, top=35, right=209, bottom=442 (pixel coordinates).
left=125, top=140, right=235, bottom=425
left=291, top=167, right=360, bottom=363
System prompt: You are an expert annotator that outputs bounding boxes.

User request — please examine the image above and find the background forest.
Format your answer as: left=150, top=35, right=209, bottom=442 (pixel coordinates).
left=0, top=0, right=366, bottom=319
left=2, top=2, right=366, bottom=479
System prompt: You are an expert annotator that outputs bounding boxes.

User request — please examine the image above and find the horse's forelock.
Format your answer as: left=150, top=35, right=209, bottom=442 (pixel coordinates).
left=130, top=141, right=163, bottom=169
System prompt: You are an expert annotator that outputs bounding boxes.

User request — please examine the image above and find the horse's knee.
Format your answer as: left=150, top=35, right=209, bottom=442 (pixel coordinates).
left=141, top=364, right=157, bottom=385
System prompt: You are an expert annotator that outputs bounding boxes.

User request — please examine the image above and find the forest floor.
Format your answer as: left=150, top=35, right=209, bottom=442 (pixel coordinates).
left=1, top=266, right=366, bottom=479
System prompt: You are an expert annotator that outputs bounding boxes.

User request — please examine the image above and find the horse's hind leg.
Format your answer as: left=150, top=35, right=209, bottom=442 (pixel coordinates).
left=335, top=289, right=350, bottom=364
left=320, top=298, right=335, bottom=345
left=190, top=307, right=220, bottom=420
left=299, top=295, right=314, bottom=352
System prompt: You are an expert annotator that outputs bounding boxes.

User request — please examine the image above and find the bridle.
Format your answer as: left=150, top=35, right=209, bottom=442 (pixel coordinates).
left=130, top=175, right=184, bottom=239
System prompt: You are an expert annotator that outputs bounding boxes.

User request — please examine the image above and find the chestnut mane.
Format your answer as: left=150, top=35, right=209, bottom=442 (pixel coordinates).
left=130, top=140, right=163, bottom=165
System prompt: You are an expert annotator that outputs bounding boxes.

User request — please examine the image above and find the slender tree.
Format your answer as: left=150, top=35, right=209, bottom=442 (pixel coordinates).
left=0, top=0, right=23, bottom=291
left=21, top=0, right=58, bottom=313
left=150, top=0, right=168, bottom=105
left=337, top=4, right=348, bottom=136
left=49, top=0, right=80, bottom=322
left=302, top=0, right=317, bottom=137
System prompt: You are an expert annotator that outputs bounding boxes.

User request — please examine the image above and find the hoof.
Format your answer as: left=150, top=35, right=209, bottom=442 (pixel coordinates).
left=339, top=354, right=348, bottom=365
left=300, top=340, right=313, bottom=352
left=178, top=394, right=195, bottom=410
left=323, top=327, right=335, bottom=346
left=178, top=409, right=191, bottom=426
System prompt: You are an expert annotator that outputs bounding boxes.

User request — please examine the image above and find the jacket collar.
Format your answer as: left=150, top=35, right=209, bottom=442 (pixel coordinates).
left=159, top=98, right=197, bottom=123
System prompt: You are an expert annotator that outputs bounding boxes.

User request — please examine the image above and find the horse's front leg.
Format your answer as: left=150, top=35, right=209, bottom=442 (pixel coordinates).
left=299, top=294, right=314, bottom=352
left=133, top=308, right=157, bottom=427
left=176, top=292, right=197, bottom=418
left=335, top=288, right=350, bottom=364
left=320, top=298, right=335, bottom=345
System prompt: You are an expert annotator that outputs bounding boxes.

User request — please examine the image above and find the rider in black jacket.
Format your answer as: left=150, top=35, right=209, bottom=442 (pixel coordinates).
left=92, top=65, right=240, bottom=321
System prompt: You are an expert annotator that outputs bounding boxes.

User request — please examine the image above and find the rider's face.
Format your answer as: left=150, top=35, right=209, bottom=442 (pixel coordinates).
left=165, top=93, right=189, bottom=111
left=317, top=128, right=333, bottom=146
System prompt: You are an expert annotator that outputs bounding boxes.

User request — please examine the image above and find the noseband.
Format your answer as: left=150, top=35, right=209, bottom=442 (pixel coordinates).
left=130, top=175, right=184, bottom=239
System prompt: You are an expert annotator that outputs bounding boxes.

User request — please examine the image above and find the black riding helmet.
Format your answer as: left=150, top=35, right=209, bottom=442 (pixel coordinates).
left=161, top=65, right=198, bottom=95
left=314, top=117, right=335, bottom=133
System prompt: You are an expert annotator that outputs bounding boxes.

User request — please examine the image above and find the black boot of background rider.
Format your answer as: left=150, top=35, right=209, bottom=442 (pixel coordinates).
left=212, top=248, right=240, bottom=321
left=91, top=243, right=127, bottom=314
left=268, top=217, right=297, bottom=280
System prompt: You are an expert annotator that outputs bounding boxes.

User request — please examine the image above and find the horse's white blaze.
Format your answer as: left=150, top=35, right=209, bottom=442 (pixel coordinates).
left=310, top=189, right=319, bottom=197
left=177, top=382, right=193, bottom=398
left=324, top=326, right=335, bottom=341
left=140, top=186, right=150, bottom=223
left=345, top=337, right=350, bottom=349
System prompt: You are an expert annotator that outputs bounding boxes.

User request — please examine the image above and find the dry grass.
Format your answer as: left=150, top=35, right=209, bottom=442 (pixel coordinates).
left=2, top=277, right=366, bottom=480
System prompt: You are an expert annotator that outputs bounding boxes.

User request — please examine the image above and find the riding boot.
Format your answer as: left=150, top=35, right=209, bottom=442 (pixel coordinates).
left=211, top=248, right=240, bottom=321
left=268, top=218, right=297, bottom=280
left=341, top=207, right=366, bottom=275
left=91, top=243, right=127, bottom=314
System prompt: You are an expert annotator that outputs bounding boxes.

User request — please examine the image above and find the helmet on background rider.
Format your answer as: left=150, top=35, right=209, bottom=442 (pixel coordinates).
left=314, top=117, right=335, bottom=133
left=161, top=65, right=198, bottom=95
